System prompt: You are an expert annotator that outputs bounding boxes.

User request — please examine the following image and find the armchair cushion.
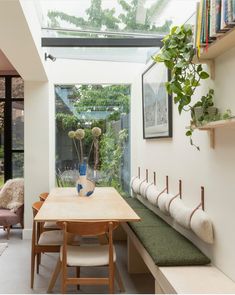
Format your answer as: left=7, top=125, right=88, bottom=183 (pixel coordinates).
left=0, top=178, right=24, bottom=212
left=0, top=209, right=19, bottom=226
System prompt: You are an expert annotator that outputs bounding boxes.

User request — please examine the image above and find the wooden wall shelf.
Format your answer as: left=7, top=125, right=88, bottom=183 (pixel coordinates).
left=194, top=27, right=235, bottom=80
left=199, top=27, right=235, bottom=60
left=190, top=118, right=235, bottom=149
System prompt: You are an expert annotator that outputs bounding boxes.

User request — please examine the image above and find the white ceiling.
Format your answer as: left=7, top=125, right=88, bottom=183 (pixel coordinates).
left=0, top=1, right=47, bottom=81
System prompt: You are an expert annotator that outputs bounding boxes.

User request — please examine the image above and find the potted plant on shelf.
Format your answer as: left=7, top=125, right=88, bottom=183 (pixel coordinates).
left=152, top=25, right=213, bottom=150
left=191, top=89, right=217, bottom=125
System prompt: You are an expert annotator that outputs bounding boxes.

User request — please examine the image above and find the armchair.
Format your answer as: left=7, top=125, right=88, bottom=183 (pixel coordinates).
left=0, top=178, right=24, bottom=239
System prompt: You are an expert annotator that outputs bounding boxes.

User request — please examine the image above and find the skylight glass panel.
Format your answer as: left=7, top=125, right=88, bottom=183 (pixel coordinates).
left=47, top=47, right=160, bottom=63
left=39, top=0, right=197, bottom=38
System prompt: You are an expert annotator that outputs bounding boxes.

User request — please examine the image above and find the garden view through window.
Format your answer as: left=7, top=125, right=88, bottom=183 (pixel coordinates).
left=0, top=76, right=24, bottom=185
left=55, top=84, right=131, bottom=196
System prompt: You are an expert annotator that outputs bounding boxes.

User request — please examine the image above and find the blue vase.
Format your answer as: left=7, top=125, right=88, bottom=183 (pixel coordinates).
left=76, top=163, right=95, bottom=197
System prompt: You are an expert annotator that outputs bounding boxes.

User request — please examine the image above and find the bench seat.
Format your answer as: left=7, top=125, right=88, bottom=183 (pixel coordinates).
left=123, top=197, right=235, bottom=293
left=159, top=266, right=235, bottom=294
left=125, top=197, right=210, bottom=266
left=124, top=197, right=146, bottom=209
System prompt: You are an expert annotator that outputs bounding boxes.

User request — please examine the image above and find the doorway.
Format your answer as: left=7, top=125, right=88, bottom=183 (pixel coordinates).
left=0, top=76, right=24, bottom=185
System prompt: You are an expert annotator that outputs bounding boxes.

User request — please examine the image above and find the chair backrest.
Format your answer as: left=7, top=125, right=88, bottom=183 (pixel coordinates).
left=32, top=201, right=43, bottom=217
left=59, top=221, right=119, bottom=237
left=39, top=192, right=49, bottom=202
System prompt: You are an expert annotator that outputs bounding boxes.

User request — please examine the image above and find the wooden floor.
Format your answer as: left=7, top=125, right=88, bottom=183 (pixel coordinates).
left=0, top=228, right=154, bottom=294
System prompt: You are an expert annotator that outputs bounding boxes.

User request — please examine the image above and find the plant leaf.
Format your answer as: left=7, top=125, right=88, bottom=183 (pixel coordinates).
left=186, top=130, right=192, bottom=136
left=200, top=71, right=209, bottom=79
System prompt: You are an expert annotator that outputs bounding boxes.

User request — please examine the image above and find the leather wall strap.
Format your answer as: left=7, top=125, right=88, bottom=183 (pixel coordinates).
left=143, top=182, right=154, bottom=198
left=167, top=193, right=181, bottom=213
left=189, top=203, right=202, bottom=223
left=156, top=187, right=167, bottom=205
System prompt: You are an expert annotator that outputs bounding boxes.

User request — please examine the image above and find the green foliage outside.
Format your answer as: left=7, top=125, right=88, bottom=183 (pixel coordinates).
left=0, top=146, right=3, bottom=158
left=56, top=85, right=130, bottom=131
left=47, top=0, right=172, bottom=35
left=0, top=175, right=4, bottom=187
left=98, top=126, right=128, bottom=195
left=72, top=85, right=130, bottom=114
left=56, top=84, right=130, bottom=195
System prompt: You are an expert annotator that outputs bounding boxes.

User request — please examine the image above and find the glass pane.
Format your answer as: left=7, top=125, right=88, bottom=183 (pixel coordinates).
left=12, top=101, right=24, bottom=149
left=12, top=77, right=24, bottom=98
left=0, top=102, right=4, bottom=186
left=55, top=84, right=131, bottom=195
left=49, top=47, right=160, bottom=63
left=12, top=153, right=24, bottom=178
left=0, top=77, right=5, bottom=98
left=40, top=0, right=197, bottom=37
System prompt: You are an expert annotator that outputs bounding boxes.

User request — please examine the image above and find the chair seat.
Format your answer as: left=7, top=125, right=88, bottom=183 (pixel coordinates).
left=38, top=230, right=64, bottom=246
left=44, top=221, right=60, bottom=229
left=0, top=209, right=19, bottom=226
left=60, top=244, right=116, bottom=267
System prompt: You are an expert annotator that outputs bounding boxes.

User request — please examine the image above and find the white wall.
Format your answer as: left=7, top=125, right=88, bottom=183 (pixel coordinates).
left=47, top=59, right=144, bottom=189
left=23, top=59, right=143, bottom=236
left=46, top=59, right=144, bottom=85
left=131, top=47, right=235, bottom=281
left=24, top=81, right=50, bottom=237
left=0, top=0, right=47, bottom=81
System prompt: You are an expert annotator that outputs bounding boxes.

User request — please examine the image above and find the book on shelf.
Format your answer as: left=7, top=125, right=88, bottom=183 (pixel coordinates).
left=210, top=0, right=217, bottom=37
left=222, top=0, right=235, bottom=29
left=232, top=0, right=235, bottom=21
left=194, top=2, right=200, bottom=49
left=196, top=0, right=204, bottom=56
left=226, top=0, right=235, bottom=24
left=195, top=0, right=235, bottom=52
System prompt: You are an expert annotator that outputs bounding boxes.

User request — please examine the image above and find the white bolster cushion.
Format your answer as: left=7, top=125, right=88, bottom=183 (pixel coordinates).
left=190, top=209, right=214, bottom=244
left=139, top=181, right=152, bottom=198
left=130, top=176, right=138, bottom=188
left=158, top=193, right=175, bottom=214
left=131, top=178, right=145, bottom=194
left=169, top=198, right=192, bottom=229
left=146, top=185, right=160, bottom=205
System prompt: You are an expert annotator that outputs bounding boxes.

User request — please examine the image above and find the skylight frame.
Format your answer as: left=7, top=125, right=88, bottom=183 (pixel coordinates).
left=41, top=37, right=163, bottom=48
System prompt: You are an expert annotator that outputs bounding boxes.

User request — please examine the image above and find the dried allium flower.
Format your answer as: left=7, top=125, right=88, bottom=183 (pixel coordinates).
left=75, top=129, right=85, bottom=140
left=68, top=131, right=75, bottom=139
left=92, top=127, right=102, bottom=137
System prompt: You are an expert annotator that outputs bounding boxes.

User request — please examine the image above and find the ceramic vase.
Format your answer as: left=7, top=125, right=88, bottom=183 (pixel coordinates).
left=76, top=162, right=95, bottom=197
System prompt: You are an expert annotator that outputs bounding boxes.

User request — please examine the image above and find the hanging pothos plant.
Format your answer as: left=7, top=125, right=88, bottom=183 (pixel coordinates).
left=152, top=24, right=212, bottom=150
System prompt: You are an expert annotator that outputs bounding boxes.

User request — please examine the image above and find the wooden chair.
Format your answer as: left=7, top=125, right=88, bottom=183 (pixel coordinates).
left=39, top=192, right=49, bottom=202
left=59, top=221, right=119, bottom=294
left=31, top=201, right=63, bottom=289
left=38, top=192, right=59, bottom=230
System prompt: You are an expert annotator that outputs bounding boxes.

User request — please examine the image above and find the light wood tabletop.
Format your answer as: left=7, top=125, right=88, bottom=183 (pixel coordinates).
left=34, top=187, right=140, bottom=222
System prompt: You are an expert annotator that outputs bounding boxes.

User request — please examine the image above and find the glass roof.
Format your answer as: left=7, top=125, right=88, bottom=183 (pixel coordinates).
left=47, top=47, right=160, bottom=63
left=38, top=0, right=197, bottom=63
left=40, top=0, right=197, bottom=37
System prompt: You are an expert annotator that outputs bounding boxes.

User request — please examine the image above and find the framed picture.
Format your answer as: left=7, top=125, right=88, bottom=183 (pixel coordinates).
left=142, top=62, right=172, bottom=139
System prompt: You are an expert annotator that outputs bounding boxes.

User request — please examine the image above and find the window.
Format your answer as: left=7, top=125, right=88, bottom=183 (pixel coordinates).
left=39, top=0, right=197, bottom=63
left=55, top=84, right=130, bottom=196
left=0, top=76, right=24, bottom=185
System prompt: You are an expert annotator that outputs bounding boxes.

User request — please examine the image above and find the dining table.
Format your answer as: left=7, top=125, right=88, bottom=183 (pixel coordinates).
left=34, top=186, right=141, bottom=292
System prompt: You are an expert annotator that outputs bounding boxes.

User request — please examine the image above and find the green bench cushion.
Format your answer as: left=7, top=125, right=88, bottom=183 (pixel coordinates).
left=127, top=199, right=210, bottom=266
left=124, top=197, right=146, bottom=209
left=130, top=208, right=169, bottom=228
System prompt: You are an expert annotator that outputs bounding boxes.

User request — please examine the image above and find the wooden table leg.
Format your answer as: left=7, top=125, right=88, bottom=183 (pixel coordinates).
left=115, top=263, right=125, bottom=292
left=47, top=257, right=61, bottom=293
